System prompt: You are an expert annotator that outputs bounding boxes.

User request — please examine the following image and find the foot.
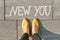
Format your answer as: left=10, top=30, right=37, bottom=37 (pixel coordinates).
left=32, top=18, right=39, bottom=35
left=22, top=18, right=30, bottom=36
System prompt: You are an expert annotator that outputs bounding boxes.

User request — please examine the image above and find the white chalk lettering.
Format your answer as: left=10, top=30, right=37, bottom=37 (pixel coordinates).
left=5, top=5, right=52, bottom=17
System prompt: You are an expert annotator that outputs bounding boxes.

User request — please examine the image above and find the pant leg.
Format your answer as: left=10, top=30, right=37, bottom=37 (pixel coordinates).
left=20, top=33, right=29, bottom=40
left=32, top=33, right=42, bottom=40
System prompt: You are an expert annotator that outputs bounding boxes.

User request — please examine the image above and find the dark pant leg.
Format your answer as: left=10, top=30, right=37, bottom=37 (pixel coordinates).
left=32, top=33, right=42, bottom=40
left=20, top=33, right=29, bottom=40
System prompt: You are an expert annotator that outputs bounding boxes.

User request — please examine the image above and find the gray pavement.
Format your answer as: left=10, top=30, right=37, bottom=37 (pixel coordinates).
left=0, top=0, right=60, bottom=40
left=0, top=21, right=17, bottom=40
left=0, top=0, right=4, bottom=20
left=5, top=0, right=53, bottom=20
left=54, top=0, right=60, bottom=19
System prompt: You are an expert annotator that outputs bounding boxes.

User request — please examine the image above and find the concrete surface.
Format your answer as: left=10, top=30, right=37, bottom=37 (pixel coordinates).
left=0, top=21, right=17, bottom=40
left=5, top=0, right=52, bottom=20
left=54, top=0, right=60, bottom=19
left=0, top=0, right=4, bottom=20
left=0, top=0, right=60, bottom=40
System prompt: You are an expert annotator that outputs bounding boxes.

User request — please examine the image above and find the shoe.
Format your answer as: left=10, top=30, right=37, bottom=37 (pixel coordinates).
left=32, top=18, right=39, bottom=35
left=22, top=18, right=30, bottom=36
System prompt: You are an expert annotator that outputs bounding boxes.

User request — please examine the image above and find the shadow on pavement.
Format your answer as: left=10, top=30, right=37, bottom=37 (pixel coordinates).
left=38, top=19, right=60, bottom=40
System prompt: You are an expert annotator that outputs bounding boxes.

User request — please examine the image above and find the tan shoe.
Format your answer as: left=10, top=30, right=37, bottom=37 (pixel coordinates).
left=32, top=18, right=39, bottom=35
left=22, top=18, right=30, bottom=36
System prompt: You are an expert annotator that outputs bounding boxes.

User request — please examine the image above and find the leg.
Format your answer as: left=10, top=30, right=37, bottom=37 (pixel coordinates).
left=32, top=18, right=41, bottom=40
left=32, top=33, right=41, bottom=40
left=20, top=33, right=29, bottom=40
left=20, top=18, right=30, bottom=40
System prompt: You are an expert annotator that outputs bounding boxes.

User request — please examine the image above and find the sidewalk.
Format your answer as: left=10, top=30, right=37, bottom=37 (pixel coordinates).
left=0, top=0, right=60, bottom=40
